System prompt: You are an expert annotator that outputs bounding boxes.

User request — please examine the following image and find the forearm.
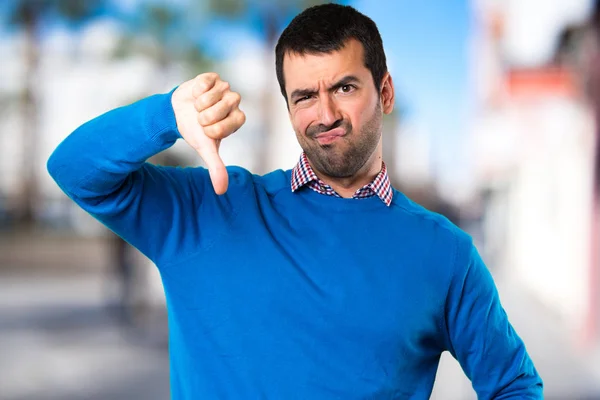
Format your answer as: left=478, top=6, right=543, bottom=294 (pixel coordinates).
left=46, top=75, right=245, bottom=264
left=445, top=239, right=543, bottom=398
left=47, top=89, right=180, bottom=201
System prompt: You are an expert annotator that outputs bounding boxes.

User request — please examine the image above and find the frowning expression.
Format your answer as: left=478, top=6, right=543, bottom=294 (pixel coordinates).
left=283, top=39, right=391, bottom=178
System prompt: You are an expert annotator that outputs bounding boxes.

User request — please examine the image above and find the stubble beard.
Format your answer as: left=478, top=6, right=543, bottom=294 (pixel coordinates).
left=301, top=103, right=382, bottom=179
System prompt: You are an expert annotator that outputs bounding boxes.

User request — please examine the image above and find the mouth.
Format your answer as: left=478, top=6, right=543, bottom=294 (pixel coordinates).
left=314, top=127, right=346, bottom=145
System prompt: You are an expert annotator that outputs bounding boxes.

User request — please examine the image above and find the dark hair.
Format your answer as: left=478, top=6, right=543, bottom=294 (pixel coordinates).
left=275, top=3, right=388, bottom=104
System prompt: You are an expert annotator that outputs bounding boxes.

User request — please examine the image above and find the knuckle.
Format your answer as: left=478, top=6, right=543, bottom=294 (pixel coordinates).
left=203, top=111, right=216, bottom=125
left=197, top=111, right=209, bottom=126
left=192, top=81, right=207, bottom=99
left=204, top=72, right=219, bottom=81
left=211, top=124, right=225, bottom=138
left=222, top=92, right=239, bottom=110
left=194, top=83, right=211, bottom=97
left=233, top=110, right=245, bottom=129
left=195, top=72, right=218, bottom=91
left=194, top=96, right=206, bottom=111
left=220, top=80, right=230, bottom=92
left=196, top=113, right=205, bottom=127
left=238, top=110, right=246, bottom=125
left=204, top=127, right=217, bottom=139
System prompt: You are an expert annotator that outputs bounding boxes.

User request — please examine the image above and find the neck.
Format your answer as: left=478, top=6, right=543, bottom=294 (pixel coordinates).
left=311, top=150, right=383, bottom=199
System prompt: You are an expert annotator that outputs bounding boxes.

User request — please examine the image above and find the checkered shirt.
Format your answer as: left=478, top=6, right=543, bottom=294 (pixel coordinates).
left=290, top=153, right=393, bottom=206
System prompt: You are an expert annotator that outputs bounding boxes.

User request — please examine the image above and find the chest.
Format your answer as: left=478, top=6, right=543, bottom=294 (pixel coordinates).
left=161, top=209, right=447, bottom=358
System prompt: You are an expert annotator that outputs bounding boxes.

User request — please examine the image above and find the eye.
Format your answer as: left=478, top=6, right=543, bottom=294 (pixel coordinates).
left=339, top=84, right=355, bottom=93
left=295, top=96, right=312, bottom=104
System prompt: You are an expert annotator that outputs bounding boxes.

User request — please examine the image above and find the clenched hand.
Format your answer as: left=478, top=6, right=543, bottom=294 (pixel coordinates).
left=171, top=73, right=246, bottom=195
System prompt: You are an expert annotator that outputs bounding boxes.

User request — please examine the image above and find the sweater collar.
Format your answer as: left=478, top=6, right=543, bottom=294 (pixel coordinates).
left=291, top=153, right=393, bottom=207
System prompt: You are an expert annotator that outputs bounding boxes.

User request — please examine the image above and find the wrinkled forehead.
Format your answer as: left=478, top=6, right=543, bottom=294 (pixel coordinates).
left=282, top=39, right=370, bottom=92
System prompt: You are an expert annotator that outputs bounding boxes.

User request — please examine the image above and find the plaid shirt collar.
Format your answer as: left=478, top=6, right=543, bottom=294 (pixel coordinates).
left=291, top=153, right=393, bottom=206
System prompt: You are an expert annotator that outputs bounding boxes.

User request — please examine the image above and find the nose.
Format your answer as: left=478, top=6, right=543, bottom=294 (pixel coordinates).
left=317, top=94, right=341, bottom=128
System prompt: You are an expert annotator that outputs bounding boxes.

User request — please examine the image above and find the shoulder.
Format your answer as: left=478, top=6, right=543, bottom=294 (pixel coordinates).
left=180, top=165, right=256, bottom=190
left=142, top=165, right=259, bottom=205
left=217, top=166, right=290, bottom=193
left=389, top=189, right=473, bottom=261
left=252, top=168, right=291, bottom=196
left=185, top=165, right=291, bottom=202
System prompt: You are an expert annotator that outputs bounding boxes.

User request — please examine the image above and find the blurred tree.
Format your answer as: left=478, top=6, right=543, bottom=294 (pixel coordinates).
left=113, top=3, right=213, bottom=92
left=207, top=0, right=330, bottom=45
left=113, top=2, right=214, bottom=169
left=8, top=0, right=106, bottom=226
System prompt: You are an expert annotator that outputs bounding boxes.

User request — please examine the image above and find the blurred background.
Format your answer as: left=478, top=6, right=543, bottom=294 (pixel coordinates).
left=1, top=0, right=600, bottom=398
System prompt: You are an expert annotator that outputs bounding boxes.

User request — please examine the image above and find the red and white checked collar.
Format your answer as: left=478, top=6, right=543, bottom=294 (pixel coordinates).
left=291, top=153, right=393, bottom=206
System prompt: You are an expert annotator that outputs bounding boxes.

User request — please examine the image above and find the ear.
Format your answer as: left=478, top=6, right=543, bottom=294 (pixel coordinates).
left=380, top=72, right=395, bottom=115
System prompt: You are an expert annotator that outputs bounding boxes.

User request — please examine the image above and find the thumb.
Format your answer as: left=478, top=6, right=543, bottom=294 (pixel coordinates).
left=198, top=141, right=228, bottom=195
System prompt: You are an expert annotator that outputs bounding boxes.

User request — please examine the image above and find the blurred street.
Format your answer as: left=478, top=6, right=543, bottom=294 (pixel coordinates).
left=1, top=234, right=600, bottom=400
left=0, top=233, right=170, bottom=400
left=3, top=0, right=600, bottom=398
left=434, top=276, right=600, bottom=399
left=0, top=272, right=170, bottom=400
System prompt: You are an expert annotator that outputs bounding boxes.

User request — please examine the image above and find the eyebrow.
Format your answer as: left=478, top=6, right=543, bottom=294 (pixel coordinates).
left=289, top=75, right=361, bottom=102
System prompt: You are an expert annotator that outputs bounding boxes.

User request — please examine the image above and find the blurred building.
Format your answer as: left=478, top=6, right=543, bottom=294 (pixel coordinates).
left=470, top=0, right=600, bottom=345
left=0, top=18, right=276, bottom=233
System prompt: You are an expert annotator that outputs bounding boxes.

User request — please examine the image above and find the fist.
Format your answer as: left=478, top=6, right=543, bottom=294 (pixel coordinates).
left=192, top=73, right=245, bottom=139
left=172, top=73, right=246, bottom=194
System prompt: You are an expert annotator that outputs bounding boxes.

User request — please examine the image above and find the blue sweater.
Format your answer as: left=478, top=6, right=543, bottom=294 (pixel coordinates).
left=47, top=91, right=543, bottom=399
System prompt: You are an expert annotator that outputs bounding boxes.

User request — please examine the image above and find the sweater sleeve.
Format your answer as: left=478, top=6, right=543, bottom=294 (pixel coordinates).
left=444, top=240, right=543, bottom=399
left=47, top=89, right=213, bottom=265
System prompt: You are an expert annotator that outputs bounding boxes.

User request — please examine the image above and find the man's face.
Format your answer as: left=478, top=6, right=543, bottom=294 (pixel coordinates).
left=283, top=39, right=389, bottom=178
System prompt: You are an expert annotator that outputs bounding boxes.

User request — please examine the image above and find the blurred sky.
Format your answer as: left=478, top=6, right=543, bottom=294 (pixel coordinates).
left=0, top=0, right=595, bottom=188
left=353, top=0, right=471, bottom=185
left=0, top=0, right=472, bottom=186
left=196, top=0, right=472, bottom=184
left=351, top=0, right=593, bottom=189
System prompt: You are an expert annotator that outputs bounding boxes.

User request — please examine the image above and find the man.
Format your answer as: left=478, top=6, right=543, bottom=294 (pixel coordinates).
left=48, top=4, right=543, bottom=399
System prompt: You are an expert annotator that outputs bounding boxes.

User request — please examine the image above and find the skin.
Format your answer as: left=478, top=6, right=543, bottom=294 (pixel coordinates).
left=283, top=39, right=395, bottom=198
left=172, top=73, right=245, bottom=194
left=171, top=39, right=394, bottom=197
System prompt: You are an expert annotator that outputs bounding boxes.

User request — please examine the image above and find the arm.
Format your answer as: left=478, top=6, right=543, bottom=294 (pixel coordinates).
left=47, top=74, right=245, bottom=264
left=443, top=240, right=543, bottom=399
left=48, top=90, right=195, bottom=264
